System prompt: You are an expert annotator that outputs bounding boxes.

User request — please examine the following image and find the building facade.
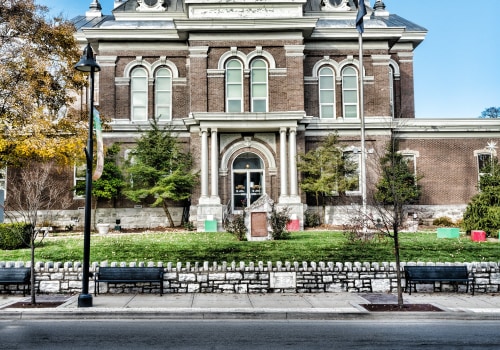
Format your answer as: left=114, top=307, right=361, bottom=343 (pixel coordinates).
left=56, top=0, right=498, bottom=231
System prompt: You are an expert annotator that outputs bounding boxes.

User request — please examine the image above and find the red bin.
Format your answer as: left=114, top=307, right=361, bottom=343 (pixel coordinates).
left=471, top=230, right=486, bottom=242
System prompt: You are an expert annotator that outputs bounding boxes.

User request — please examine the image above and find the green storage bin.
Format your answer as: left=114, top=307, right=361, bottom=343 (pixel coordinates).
left=437, top=227, right=460, bottom=238
left=204, top=219, right=218, bottom=232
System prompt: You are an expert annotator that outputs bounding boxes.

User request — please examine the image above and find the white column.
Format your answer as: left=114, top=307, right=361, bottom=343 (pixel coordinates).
left=280, top=127, right=288, bottom=198
left=289, top=127, right=298, bottom=197
left=210, top=128, right=219, bottom=200
left=200, top=128, right=209, bottom=199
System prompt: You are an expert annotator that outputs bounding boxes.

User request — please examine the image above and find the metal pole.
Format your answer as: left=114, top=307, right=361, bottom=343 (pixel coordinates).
left=78, top=65, right=95, bottom=308
left=359, top=32, right=367, bottom=232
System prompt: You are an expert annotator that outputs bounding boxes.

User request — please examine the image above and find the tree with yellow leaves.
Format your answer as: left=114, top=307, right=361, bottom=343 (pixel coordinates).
left=0, top=0, right=88, bottom=305
left=0, top=0, right=87, bottom=166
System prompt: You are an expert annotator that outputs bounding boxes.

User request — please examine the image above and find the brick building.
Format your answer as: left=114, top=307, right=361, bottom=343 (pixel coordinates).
left=56, top=0, right=498, bottom=231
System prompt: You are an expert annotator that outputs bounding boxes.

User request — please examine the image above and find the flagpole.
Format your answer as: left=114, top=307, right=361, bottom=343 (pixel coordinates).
left=359, top=32, right=367, bottom=232
left=356, top=0, right=367, bottom=233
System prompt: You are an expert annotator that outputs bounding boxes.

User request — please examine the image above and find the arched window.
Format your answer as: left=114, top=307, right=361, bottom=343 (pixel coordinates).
left=226, top=59, right=243, bottom=112
left=251, top=59, right=268, bottom=112
left=131, top=67, right=148, bottom=121
left=342, top=66, right=358, bottom=119
left=389, top=65, right=395, bottom=118
left=319, top=66, right=336, bottom=118
left=155, top=67, right=172, bottom=120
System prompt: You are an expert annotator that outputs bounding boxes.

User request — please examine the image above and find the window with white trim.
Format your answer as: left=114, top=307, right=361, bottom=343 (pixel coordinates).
left=344, top=151, right=360, bottom=194
left=389, top=65, right=395, bottom=118
left=402, top=153, right=418, bottom=184
left=319, top=66, right=336, bottom=118
left=250, top=59, right=268, bottom=112
left=155, top=67, right=172, bottom=120
left=477, top=153, right=492, bottom=178
left=226, top=59, right=243, bottom=113
left=74, top=165, right=86, bottom=198
left=342, top=66, right=358, bottom=119
left=131, top=67, right=148, bottom=121
left=0, top=167, right=6, bottom=199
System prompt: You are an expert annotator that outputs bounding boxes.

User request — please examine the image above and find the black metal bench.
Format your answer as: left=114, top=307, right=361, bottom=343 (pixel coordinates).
left=94, top=267, right=164, bottom=296
left=404, top=266, right=474, bottom=295
left=0, top=268, right=31, bottom=296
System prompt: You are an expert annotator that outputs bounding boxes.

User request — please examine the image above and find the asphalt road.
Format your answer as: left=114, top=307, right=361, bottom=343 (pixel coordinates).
left=1, top=319, right=500, bottom=349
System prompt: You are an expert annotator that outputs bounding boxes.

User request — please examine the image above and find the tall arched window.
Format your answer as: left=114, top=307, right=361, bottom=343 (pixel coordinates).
left=155, top=67, right=172, bottom=120
left=342, top=66, right=358, bottom=119
left=251, top=59, right=268, bottom=112
left=319, top=66, right=335, bottom=118
left=131, top=67, right=148, bottom=121
left=389, top=65, right=395, bottom=118
left=226, top=59, right=243, bottom=112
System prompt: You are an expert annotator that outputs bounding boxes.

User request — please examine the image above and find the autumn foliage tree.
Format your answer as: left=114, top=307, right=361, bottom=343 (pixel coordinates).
left=0, top=1, right=87, bottom=304
left=0, top=0, right=87, bottom=166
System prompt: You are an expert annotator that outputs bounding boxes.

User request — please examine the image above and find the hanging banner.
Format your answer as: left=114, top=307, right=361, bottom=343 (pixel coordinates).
left=92, top=108, right=104, bottom=181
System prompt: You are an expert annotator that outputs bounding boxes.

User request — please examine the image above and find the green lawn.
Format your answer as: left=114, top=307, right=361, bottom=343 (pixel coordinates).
left=1, top=231, right=499, bottom=264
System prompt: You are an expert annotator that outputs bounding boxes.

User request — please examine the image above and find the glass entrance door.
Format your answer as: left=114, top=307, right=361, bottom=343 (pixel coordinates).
left=232, top=153, right=264, bottom=212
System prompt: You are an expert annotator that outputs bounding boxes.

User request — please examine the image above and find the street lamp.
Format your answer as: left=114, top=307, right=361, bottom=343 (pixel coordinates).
left=74, top=43, right=101, bottom=307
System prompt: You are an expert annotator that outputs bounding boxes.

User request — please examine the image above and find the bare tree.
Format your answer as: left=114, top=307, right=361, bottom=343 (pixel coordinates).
left=5, top=161, right=72, bottom=304
left=345, top=135, right=421, bottom=308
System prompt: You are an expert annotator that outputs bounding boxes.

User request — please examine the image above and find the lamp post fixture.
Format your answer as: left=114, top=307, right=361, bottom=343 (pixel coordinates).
left=74, top=43, right=101, bottom=307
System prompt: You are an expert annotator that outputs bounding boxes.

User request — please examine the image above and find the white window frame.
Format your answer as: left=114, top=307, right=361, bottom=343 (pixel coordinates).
left=319, top=66, right=336, bottom=119
left=342, top=66, right=359, bottom=119
left=226, top=59, right=243, bottom=113
left=131, top=67, right=148, bottom=121
left=477, top=152, right=492, bottom=183
left=250, top=59, right=268, bottom=113
left=155, top=67, right=172, bottom=121
left=389, top=65, right=395, bottom=118
left=0, top=167, right=6, bottom=199
left=344, top=150, right=361, bottom=195
left=74, top=165, right=86, bottom=198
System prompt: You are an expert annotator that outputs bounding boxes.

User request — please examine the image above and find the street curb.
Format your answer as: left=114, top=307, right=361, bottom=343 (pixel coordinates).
left=2, top=308, right=500, bottom=321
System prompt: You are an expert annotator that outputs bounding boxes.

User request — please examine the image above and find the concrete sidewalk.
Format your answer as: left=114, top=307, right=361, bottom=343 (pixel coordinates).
left=1, top=292, right=500, bottom=320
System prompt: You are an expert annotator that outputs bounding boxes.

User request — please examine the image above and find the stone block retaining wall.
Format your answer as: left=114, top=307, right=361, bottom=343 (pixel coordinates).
left=1, top=261, right=499, bottom=295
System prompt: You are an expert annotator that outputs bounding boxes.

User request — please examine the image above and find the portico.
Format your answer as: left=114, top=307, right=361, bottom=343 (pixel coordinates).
left=185, top=112, right=305, bottom=230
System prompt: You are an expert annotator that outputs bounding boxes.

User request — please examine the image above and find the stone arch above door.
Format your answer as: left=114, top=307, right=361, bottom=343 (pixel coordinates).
left=220, top=137, right=277, bottom=176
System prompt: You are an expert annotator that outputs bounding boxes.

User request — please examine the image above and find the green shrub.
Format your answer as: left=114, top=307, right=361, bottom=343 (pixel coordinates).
left=0, top=223, right=31, bottom=250
left=432, top=216, right=454, bottom=227
left=224, top=214, right=247, bottom=241
left=463, top=193, right=500, bottom=236
left=304, top=210, right=320, bottom=228
left=270, top=206, right=291, bottom=240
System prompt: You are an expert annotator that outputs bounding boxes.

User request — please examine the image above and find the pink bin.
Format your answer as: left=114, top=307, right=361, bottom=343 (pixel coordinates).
left=287, top=219, right=300, bottom=232
left=471, top=230, right=486, bottom=242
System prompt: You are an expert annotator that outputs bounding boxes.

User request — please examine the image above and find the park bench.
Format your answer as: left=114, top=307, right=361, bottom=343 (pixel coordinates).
left=404, top=266, right=474, bottom=295
left=94, top=267, right=164, bottom=296
left=0, top=268, right=31, bottom=296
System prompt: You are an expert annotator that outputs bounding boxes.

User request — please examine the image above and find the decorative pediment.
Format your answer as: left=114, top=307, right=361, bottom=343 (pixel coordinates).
left=137, top=0, right=167, bottom=12
left=321, top=0, right=356, bottom=12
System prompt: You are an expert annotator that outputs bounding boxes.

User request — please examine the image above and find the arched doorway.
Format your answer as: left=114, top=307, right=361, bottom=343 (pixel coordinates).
left=232, top=152, right=264, bottom=212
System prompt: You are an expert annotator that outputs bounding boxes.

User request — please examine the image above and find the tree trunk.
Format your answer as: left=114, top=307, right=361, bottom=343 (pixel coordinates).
left=162, top=201, right=175, bottom=228
left=30, top=232, right=36, bottom=305
left=393, top=224, right=404, bottom=308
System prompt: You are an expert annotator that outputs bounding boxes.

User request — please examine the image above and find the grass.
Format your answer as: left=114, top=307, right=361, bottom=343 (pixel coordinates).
left=1, top=230, right=499, bottom=264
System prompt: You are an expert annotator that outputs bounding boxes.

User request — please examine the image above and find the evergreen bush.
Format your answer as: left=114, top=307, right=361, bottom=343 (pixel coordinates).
left=0, top=223, right=30, bottom=250
left=462, top=161, right=500, bottom=236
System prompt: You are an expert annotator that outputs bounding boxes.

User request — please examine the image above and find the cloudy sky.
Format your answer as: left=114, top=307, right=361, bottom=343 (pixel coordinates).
left=38, top=0, right=500, bottom=119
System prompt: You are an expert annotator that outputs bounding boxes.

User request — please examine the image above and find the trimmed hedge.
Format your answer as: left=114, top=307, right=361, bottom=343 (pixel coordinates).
left=0, top=223, right=30, bottom=250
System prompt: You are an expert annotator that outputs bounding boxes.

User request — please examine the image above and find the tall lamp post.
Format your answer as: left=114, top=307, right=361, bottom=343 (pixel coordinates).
left=74, top=43, right=101, bottom=307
